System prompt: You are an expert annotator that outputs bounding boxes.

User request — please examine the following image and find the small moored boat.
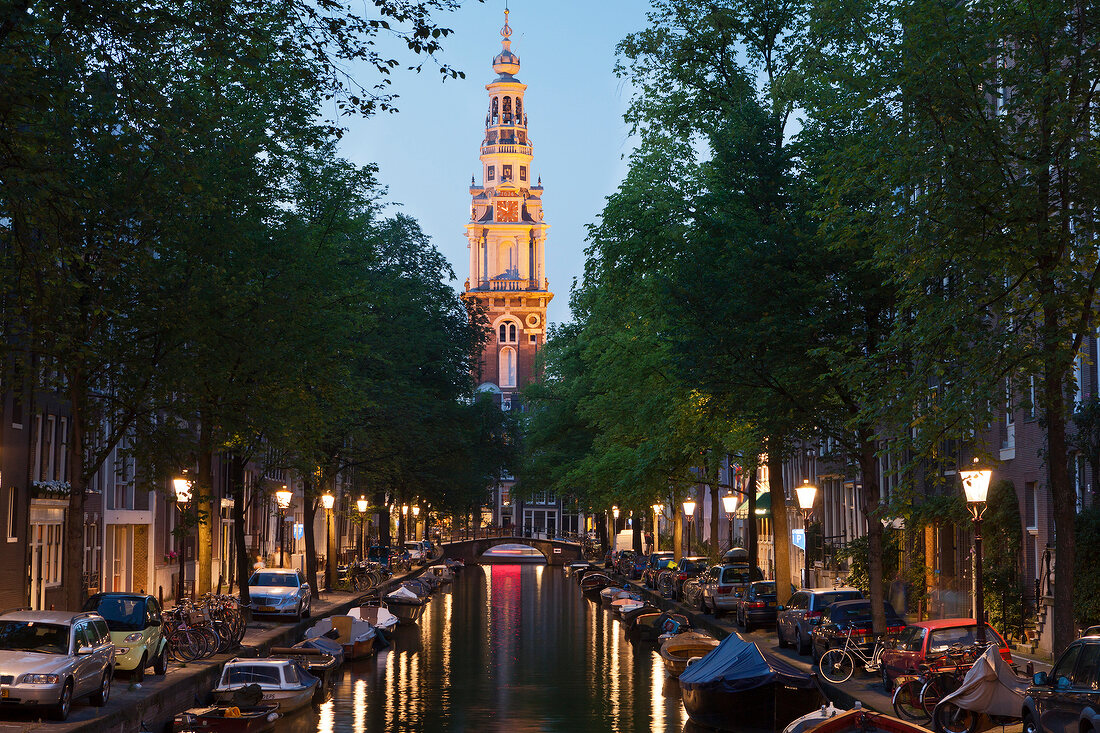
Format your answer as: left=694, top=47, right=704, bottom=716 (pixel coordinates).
left=351, top=603, right=400, bottom=634
left=302, top=615, right=377, bottom=661
left=580, top=572, right=612, bottom=595
left=292, top=635, right=344, bottom=667
left=678, top=634, right=824, bottom=730
left=268, top=647, right=339, bottom=687
left=172, top=704, right=280, bottom=733
left=425, top=564, right=454, bottom=585
left=658, top=632, right=721, bottom=678
left=214, top=659, right=320, bottom=713
left=789, top=705, right=934, bottom=733
left=384, top=585, right=430, bottom=624
left=628, top=611, right=691, bottom=641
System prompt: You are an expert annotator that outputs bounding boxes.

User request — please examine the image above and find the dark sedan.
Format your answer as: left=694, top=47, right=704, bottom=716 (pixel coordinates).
left=1024, top=636, right=1100, bottom=733
left=735, top=581, right=783, bottom=631
left=810, top=599, right=906, bottom=662
left=642, top=552, right=675, bottom=588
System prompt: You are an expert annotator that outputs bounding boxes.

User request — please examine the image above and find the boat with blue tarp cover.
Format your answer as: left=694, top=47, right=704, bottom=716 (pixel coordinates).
left=678, top=632, right=825, bottom=730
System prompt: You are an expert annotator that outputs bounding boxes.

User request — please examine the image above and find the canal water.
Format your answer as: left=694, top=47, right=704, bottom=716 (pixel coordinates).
left=281, top=563, right=698, bottom=733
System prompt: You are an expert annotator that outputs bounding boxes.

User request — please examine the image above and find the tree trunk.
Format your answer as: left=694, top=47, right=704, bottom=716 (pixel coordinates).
left=747, top=466, right=759, bottom=572
left=63, top=368, right=87, bottom=610
left=196, top=437, right=213, bottom=598
left=304, top=483, right=319, bottom=599
left=858, top=434, right=887, bottom=635
left=1045, top=334, right=1075, bottom=656
left=768, top=447, right=794, bottom=606
left=231, top=454, right=250, bottom=604
left=709, top=460, right=721, bottom=557
left=632, top=513, right=642, bottom=553
left=673, top=505, right=683, bottom=561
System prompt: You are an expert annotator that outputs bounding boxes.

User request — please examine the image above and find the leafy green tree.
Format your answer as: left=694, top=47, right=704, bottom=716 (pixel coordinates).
left=806, top=0, right=1100, bottom=654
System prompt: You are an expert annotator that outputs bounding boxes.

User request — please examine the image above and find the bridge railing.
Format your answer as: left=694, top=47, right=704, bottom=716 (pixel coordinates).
left=438, top=526, right=584, bottom=544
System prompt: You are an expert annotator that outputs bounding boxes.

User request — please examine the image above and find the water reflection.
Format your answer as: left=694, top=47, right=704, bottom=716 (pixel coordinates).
left=282, top=565, right=690, bottom=733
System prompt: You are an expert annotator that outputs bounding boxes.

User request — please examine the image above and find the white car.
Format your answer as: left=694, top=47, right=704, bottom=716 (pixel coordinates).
left=248, top=568, right=312, bottom=620
left=403, top=541, right=427, bottom=566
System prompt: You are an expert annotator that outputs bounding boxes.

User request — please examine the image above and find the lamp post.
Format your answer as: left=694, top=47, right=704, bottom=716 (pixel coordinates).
left=412, top=505, right=421, bottom=541
left=401, top=504, right=409, bottom=545
left=683, top=499, right=696, bottom=555
left=275, top=486, right=292, bottom=568
left=795, top=480, right=818, bottom=589
left=173, top=474, right=193, bottom=603
left=356, top=496, right=368, bottom=560
left=961, top=460, right=992, bottom=645
left=322, top=493, right=335, bottom=591
left=652, top=504, right=663, bottom=551
left=721, top=492, right=739, bottom=552
left=612, top=506, right=620, bottom=540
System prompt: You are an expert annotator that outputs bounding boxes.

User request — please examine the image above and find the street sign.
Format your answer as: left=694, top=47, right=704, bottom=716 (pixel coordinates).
left=552, top=548, right=562, bottom=554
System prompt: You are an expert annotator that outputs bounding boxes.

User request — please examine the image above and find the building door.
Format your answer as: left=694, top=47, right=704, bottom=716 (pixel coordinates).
left=109, top=525, right=131, bottom=592
left=29, top=524, right=45, bottom=610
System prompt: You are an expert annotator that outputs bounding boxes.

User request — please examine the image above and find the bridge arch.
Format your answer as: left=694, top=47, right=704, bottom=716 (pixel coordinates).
left=441, top=536, right=583, bottom=566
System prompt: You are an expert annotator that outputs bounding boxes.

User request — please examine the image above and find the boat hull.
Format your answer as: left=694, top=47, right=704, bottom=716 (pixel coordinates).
left=385, top=599, right=428, bottom=625
left=681, top=680, right=824, bottom=731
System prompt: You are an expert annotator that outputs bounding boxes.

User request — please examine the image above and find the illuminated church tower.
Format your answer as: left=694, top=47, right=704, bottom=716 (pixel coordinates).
left=464, top=8, right=552, bottom=406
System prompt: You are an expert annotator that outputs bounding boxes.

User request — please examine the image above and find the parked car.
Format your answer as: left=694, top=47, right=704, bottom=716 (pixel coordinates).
left=403, top=540, right=427, bottom=566
left=248, top=567, right=312, bottom=620
left=1024, top=635, right=1100, bottom=733
left=880, top=618, right=1012, bottom=691
left=672, top=556, right=710, bottom=601
left=700, top=563, right=764, bottom=616
left=776, top=587, right=864, bottom=655
left=367, top=545, right=391, bottom=568
left=809, top=599, right=906, bottom=662
left=82, top=592, right=168, bottom=682
left=630, top=552, right=648, bottom=580
left=642, top=552, right=675, bottom=588
left=734, top=581, right=792, bottom=631
left=0, top=609, right=115, bottom=720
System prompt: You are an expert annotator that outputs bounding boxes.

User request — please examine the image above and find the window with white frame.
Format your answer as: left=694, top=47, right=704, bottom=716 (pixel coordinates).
left=32, top=522, right=63, bottom=587
left=6, top=483, right=15, bottom=543
left=1029, top=377, right=1037, bottom=419
left=499, top=346, right=517, bottom=388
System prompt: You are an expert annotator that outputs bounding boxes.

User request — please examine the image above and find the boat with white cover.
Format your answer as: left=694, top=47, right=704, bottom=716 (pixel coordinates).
left=214, top=659, right=320, bottom=713
left=302, top=614, right=377, bottom=660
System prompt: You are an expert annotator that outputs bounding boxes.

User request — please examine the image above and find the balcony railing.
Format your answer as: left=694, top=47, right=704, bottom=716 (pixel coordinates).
left=480, top=144, right=533, bottom=156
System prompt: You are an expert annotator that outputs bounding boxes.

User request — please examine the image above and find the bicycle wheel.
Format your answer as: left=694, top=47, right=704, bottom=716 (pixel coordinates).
left=657, top=572, right=674, bottom=597
left=921, top=673, right=961, bottom=716
left=933, top=699, right=979, bottom=733
left=818, top=649, right=855, bottom=684
left=892, top=679, right=930, bottom=722
left=169, top=629, right=201, bottom=662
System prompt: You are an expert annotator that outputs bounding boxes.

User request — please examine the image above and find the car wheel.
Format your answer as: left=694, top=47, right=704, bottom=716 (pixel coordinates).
left=304, top=600, right=311, bottom=618
left=1021, top=712, right=1038, bottom=733
left=295, top=603, right=303, bottom=622
left=881, top=664, right=894, bottom=693
left=132, top=653, right=146, bottom=683
left=153, top=644, right=168, bottom=676
left=797, top=628, right=810, bottom=655
left=777, top=624, right=788, bottom=648
left=812, top=643, right=822, bottom=664
left=91, top=670, right=111, bottom=706
left=50, top=680, right=73, bottom=720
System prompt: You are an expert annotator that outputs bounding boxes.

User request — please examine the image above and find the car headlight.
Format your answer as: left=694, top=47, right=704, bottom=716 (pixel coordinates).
left=277, top=597, right=296, bottom=606
left=124, top=632, right=144, bottom=643
left=24, top=674, right=59, bottom=684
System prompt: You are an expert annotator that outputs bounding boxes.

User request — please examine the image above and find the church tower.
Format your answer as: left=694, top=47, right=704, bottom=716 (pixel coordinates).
left=464, top=8, right=552, bottom=405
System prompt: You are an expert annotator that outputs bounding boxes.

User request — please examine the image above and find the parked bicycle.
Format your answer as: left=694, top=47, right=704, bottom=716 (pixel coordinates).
left=891, top=644, right=979, bottom=722
left=817, top=630, right=890, bottom=684
left=164, top=594, right=245, bottom=663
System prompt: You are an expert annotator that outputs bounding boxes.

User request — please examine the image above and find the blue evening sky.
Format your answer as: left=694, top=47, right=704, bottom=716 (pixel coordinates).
left=338, top=1, right=655, bottom=327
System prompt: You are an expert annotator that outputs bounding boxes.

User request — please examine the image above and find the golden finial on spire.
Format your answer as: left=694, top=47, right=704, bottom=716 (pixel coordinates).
left=501, top=4, right=512, bottom=45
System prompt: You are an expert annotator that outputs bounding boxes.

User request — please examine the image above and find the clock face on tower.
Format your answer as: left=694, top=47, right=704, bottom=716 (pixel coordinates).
left=497, top=200, right=519, bottom=222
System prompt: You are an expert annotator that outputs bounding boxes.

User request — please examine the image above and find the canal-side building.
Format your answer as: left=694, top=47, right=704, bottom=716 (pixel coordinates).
left=463, top=10, right=568, bottom=536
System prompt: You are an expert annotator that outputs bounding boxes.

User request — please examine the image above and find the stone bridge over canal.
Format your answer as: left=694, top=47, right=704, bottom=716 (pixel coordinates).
left=440, top=536, right=585, bottom=565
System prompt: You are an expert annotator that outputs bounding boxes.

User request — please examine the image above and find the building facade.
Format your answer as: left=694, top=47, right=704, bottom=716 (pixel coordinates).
left=463, top=10, right=562, bottom=536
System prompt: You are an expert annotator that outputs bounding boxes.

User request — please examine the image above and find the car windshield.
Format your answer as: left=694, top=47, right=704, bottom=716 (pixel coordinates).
left=928, top=624, right=1002, bottom=653
left=222, top=665, right=282, bottom=686
left=720, top=566, right=752, bottom=584
left=752, top=582, right=777, bottom=596
left=0, top=621, right=68, bottom=654
left=86, top=596, right=147, bottom=632
left=249, top=572, right=298, bottom=588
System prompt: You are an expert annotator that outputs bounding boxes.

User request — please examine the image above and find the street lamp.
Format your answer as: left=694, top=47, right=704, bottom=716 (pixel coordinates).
left=683, top=499, right=696, bottom=555
left=412, top=505, right=421, bottom=541
left=961, top=460, right=992, bottom=645
left=322, top=493, right=335, bottom=591
left=612, top=505, right=620, bottom=538
left=721, top=492, right=739, bottom=552
left=173, top=474, right=193, bottom=603
left=276, top=486, right=292, bottom=568
left=795, top=480, right=818, bottom=589
left=401, top=504, right=409, bottom=545
left=357, top=495, right=368, bottom=560
left=652, top=504, right=663, bottom=551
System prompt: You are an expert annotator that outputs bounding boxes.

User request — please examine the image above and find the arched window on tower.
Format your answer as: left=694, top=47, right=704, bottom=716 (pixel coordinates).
left=516, top=98, right=523, bottom=124
left=509, top=323, right=517, bottom=342
left=491, top=97, right=499, bottom=125
left=499, top=346, right=517, bottom=388
left=499, top=324, right=507, bottom=343
left=503, top=96, right=512, bottom=123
